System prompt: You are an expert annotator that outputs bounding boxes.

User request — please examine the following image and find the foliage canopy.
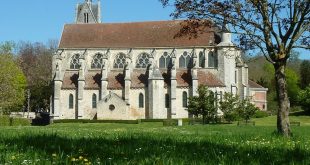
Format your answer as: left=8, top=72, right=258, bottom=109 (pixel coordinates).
left=0, top=54, right=26, bottom=114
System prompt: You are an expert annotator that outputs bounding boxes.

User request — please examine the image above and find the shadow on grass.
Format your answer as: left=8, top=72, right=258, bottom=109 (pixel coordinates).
left=290, top=110, right=310, bottom=116
left=0, top=133, right=309, bottom=164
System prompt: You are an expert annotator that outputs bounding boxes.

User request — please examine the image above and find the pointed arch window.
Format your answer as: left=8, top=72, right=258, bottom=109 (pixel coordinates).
left=159, top=52, right=172, bottom=68
left=92, top=94, right=97, bottom=109
left=70, top=54, right=80, bottom=69
left=182, top=91, right=188, bottom=107
left=91, top=53, right=104, bottom=69
left=139, top=93, right=144, bottom=108
left=208, top=51, right=218, bottom=68
left=136, top=53, right=150, bottom=68
left=84, top=13, right=89, bottom=23
left=114, top=53, right=126, bottom=69
left=69, top=94, right=74, bottom=109
left=165, top=94, right=170, bottom=108
left=199, top=51, right=205, bottom=68
left=179, top=51, right=192, bottom=68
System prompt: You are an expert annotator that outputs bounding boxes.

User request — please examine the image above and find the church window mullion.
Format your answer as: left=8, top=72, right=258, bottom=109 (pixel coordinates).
left=136, top=53, right=150, bottom=68
left=70, top=54, right=80, bottom=69
left=114, top=53, right=126, bottom=69
left=91, top=54, right=104, bottom=69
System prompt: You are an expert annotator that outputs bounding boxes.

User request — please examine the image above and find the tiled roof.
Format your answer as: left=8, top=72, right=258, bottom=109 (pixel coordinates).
left=131, top=70, right=148, bottom=88
left=176, top=70, right=192, bottom=87
left=248, top=80, right=264, bottom=88
left=198, top=70, right=225, bottom=87
left=59, top=20, right=217, bottom=48
left=84, top=71, right=101, bottom=89
left=107, top=71, right=124, bottom=89
left=62, top=71, right=78, bottom=89
left=61, top=69, right=225, bottom=89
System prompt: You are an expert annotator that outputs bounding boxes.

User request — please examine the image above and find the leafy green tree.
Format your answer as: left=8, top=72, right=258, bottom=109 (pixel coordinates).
left=300, top=60, right=310, bottom=89
left=261, top=63, right=300, bottom=107
left=0, top=54, right=26, bottom=114
left=161, top=0, right=310, bottom=136
left=188, top=85, right=217, bottom=124
left=219, top=93, right=239, bottom=123
left=236, top=98, right=259, bottom=122
left=286, top=68, right=301, bottom=106
left=298, top=85, right=310, bottom=112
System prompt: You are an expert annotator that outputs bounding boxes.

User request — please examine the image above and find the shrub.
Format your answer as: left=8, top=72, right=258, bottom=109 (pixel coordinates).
left=13, top=118, right=31, bottom=126
left=254, top=111, right=269, bottom=118
left=290, top=106, right=303, bottom=112
left=0, top=116, right=10, bottom=126
left=219, top=93, right=239, bottom=123
left=0, top=116, right=30, bottom=126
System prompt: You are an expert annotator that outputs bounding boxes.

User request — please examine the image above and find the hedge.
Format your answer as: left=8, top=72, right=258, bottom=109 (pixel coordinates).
left=140, top=119, right=164, bottom=122
left=254, top=111, right=269, bottom=118
left=0, top=116, right=31, bottom=126
left=53, top=119, right=140, bottom=124
left=163, top=119, right=178, bottom=126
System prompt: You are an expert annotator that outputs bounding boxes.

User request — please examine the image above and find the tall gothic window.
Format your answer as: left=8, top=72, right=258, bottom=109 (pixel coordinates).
left=91, top=53, right=104, bottom=69
left=70, top=54, right=80, bottom=69
left=165, top=94, right=170, bottom=108
left=199, top=51, right=205, bottom=68
left=208, top=51, right=218, bottom=68
left=69, top=94, right=74, bottom=109
left=159, top=52, right=171, bottom=68
left=84, top=13, right=89, bottom=23
left=139, top=93, right=144, bottom=108
left=179, top=51, right=192, bottom=68
left=114, top=53, right=126, bottom=69
left=92, top=94, right=97, bottom=109
left=136, top=53, right=149, bottom=68
left=182, top=91, right=188, bottom=107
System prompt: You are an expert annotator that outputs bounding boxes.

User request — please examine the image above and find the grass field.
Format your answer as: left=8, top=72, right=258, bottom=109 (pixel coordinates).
left=0, top=116, right=310, bottom=164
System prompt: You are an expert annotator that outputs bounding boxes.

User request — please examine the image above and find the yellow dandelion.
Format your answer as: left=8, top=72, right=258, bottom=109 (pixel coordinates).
left=84, top=158, right=88, bottom=162
left=79, top=156, right=83, bottom=160
left=71, top=158, right=76, bottom=162
left=11, top=156, right=16, bottom=160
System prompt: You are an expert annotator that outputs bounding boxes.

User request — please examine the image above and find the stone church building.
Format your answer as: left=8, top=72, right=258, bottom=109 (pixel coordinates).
left=52, top=0, right=267, bottom=120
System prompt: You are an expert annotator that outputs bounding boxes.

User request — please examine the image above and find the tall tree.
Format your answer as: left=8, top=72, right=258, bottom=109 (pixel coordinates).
left=161, top=0, right=310, bottom=136
left=17, top=41, right=54, bottom=111
left=300, top=60, right=310, bottom=89
left=0, top=52, right=26, bottom=114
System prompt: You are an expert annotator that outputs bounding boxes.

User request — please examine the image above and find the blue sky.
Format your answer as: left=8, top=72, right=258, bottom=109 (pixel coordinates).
left=0, top=0, right=308, bottom=59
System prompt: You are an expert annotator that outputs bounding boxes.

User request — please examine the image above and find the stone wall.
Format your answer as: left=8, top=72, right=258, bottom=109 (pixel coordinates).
left=53, top=46, right=247, bottom=120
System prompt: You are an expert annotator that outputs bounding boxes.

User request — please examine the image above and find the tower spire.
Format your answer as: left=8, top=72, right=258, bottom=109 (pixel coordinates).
left=76, top=0, right=101, bottom=24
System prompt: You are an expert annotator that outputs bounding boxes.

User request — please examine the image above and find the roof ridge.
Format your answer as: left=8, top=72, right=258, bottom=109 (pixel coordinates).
left=65, top=19, right=187, bottom=26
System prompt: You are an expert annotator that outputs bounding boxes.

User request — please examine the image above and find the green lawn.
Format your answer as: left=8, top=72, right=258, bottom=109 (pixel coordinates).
left=252, top=115, right=310, bottom=126
left=0, top=117, right=310, bottom=164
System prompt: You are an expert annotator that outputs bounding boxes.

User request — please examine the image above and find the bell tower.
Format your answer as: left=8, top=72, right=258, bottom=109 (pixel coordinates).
left=75, top=0, right=101, bottom=24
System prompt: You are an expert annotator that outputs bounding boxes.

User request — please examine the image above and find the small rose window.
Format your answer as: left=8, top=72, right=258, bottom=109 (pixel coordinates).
left=109, top=104, right=115, bottom=111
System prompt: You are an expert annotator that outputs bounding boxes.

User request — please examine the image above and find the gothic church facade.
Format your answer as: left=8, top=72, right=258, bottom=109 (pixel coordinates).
left=52, top=0, right=262, bottom=120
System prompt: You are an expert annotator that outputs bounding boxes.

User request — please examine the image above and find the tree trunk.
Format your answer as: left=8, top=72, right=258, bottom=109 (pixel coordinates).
left=274, top=61, right=291, bottom=137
